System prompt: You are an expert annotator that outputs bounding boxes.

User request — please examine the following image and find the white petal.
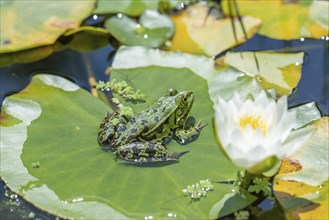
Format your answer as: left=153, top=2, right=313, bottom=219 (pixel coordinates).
left=254, top=90, right=272, bottom=106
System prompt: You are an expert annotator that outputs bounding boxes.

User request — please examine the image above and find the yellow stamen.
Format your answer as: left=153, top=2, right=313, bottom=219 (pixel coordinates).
left=239, top=115, right=267, bottom=135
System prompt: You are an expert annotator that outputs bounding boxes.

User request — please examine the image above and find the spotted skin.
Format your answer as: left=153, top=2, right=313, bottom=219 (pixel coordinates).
left=97, top=89, right=207, bottom=163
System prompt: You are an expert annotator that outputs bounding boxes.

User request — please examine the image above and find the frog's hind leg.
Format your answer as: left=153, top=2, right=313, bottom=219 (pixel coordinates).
left=116, top=142, right=188, bottom=163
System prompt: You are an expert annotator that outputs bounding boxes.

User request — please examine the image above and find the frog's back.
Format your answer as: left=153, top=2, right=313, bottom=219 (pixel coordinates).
left=127, top=96, right=177, bottom=135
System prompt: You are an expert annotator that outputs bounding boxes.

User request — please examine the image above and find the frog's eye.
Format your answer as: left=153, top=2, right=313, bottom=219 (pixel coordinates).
left=168, top=88, right=178, bottom=96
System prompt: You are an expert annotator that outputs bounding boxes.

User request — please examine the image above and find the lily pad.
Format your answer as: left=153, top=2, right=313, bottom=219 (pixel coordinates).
left=1, top=67, right=246, bottom=219
left=273, top=117, right=329, bottom=219
left=105, top=10, right=174, bottom=48
left=0, top=0, right=95, bottom=52
left=225, top=51, right=304, bottom=95
left=169, top=2, right=262, bottom=56
left=222, top=0, right=329, bottom=40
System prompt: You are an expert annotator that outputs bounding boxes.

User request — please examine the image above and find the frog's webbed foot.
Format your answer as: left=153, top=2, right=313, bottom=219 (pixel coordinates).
left=116, top=142, right=188, bottom=163
left=174, top=121, right=207, bottom=145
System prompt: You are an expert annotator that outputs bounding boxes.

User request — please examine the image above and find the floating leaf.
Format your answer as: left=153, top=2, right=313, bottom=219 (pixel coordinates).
left=222, top=0, right=329, bottom=40
left=1, top=67, right=244, bottom=218
left=0, top=0, right=95, bottom=52
left=105, top=10, right=174, bottom=48
left=225, top=51, right=304, bottom=95
left=169, top=2, right=261, bottom=56
left=273, top=117, right=329, bottom=219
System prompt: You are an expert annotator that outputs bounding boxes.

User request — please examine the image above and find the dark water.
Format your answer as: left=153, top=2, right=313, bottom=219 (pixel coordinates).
left=0, top=34, right=328, bottom=219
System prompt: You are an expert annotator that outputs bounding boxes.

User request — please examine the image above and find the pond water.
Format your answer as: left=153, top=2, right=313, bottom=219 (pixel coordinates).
left=0, top=32, right=328, bottom=219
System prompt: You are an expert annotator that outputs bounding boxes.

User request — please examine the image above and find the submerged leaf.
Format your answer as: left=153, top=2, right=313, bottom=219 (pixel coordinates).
left=0, top=43, right=63, bottom=67
left=105, top=10, right=174, bottom=48
left=169, top=2, right=261, bottom=56
left=63, top=26, right=110, bottom=51
left=94, top=0, right=184, bottom=16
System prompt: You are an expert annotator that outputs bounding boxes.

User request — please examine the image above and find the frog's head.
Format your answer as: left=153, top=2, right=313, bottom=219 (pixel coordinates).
left=174, top=90, right=194, bottom=126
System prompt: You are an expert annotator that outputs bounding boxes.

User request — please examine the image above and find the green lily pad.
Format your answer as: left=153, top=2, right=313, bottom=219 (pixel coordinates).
left=1, top=66, right=246, bottom=218
left=225, top=51, right=304, bottom=95
left=94, top=0, right=184, bottom=16
left=0, top=0, right=95, bottom=52
left=105, top=10, right=174, bottom=48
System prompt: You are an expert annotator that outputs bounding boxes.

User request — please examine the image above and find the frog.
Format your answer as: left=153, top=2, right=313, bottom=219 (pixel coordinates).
left=97, top=89, right=206, bottom=163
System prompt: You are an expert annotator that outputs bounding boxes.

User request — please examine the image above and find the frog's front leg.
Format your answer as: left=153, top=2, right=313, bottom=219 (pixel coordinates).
left=116, top=142, right=188, bottom=163
left=174, top=121, right=207, bottom=145
left=97, top=112, right=127, bottom=151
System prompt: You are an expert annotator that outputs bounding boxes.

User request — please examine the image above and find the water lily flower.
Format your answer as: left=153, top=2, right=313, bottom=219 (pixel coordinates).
left=214, top=92, right=314, bottom=174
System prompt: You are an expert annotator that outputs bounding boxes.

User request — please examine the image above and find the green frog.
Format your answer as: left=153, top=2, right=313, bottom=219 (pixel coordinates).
left=97, top=89, right=206, bottom=163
